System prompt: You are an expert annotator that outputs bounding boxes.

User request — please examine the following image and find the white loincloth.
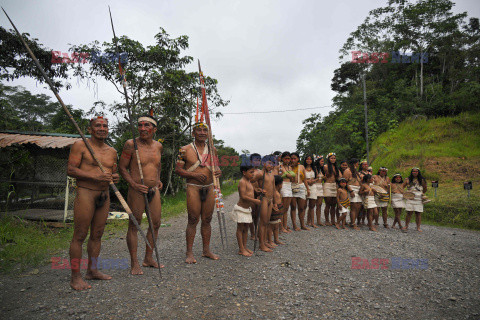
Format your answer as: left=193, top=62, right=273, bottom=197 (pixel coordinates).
left=339, top=205, right=350, bottom=215
left=280, top=181, right=293, bottom=198
left=323, top=182, right=337, bottom=197
left=315, top=182, right=324, bottom=197
left=391, top=193, right=406, bottom=209
left=269, top=219, right=281, bottom=225
left=292, top=183, right=306, bottom=200
left=230, top=204, right=253, bottom=223
left=349, top=185, right=362, bottom=203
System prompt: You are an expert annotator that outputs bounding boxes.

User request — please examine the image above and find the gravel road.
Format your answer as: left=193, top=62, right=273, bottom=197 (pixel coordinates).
left=1, top=192, right=479, bottom=320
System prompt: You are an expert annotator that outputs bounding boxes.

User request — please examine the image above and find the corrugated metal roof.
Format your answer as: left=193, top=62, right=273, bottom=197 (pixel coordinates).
left=0, top=131, right=85, bottom=149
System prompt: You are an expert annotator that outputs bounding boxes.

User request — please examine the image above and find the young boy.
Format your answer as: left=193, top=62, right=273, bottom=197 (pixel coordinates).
left=336, top=178, right=350, bottom=229
left=359, top=174, right=378, bottom=232
left=231, top=165, right=261, bottom=257
left=251, top=155, right=276, bottom=252
left=267, top=175, right=286, bottom=246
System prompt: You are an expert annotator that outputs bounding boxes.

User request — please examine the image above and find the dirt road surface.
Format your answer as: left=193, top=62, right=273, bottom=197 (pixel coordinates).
left=1, top=192, right=479, bottom=319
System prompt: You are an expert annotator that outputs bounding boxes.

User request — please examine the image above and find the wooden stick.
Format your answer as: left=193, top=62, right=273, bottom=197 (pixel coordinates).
left=108, top=6, right=162, bottom=277
left=1, top=7, right=151, bottom=250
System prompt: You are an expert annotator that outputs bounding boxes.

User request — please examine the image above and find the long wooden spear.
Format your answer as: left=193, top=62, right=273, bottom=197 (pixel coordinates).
left=108, top=6, right=162, bottom=277
left=1, top=7, right=151, bottom=250
left=197, top=60, right=227, bottom=248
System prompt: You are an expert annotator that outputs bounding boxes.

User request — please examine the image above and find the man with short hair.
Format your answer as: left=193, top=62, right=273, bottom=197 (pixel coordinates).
left=67, top=116, right=119, bottom=290
left=119, top=114, right=163, bottom=275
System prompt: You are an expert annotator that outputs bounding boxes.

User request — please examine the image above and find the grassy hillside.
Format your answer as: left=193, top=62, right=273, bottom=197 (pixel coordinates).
left=370, top=112, right=480, bottom=230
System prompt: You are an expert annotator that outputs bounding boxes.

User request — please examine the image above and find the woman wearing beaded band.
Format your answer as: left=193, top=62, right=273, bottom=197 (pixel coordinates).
left=323, top=153, right=339, bottom=226
left=290, top=152, right=310, bottom=231
left=373, top=167, right=391, bottom=228
left=402, top=168, right=427, bottom=232
left=279, top=152, right=295, bottom=233
left=314, top=156, right=325, bottom=226
left=390, top=173, right=405, bottom=229
left=304, top=155, right=318, bottom=228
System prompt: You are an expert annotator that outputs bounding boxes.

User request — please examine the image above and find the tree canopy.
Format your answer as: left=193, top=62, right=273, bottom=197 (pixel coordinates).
left=297, top=0, right=480, bottom=160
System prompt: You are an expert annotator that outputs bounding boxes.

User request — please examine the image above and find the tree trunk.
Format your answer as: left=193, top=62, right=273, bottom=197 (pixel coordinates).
left=420, top=50, right=424, bottom=99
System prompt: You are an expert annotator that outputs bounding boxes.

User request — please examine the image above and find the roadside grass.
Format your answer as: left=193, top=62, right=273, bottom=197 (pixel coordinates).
left=0, top=180, right=239, bottom=273
left=386, top=182, right=480, bottom=230
left=370, top=112, right=480, bottom=230
left=370, top=112, right=480, bottom=179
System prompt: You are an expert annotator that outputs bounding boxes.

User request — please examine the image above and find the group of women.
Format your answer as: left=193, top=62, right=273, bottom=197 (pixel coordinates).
left=274, top=152, right=428, bottom=232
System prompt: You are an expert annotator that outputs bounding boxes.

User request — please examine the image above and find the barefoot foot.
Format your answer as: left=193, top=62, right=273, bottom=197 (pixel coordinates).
left=85, top=270, right=112, bottom=280
left=185, top=252, right=197, bottom=264
left=70, top=274, right=91, bottom=291
left=202, top=251, right=220, bottom=260
left=238, top=250, right=252, bottom=257
left=142, top=256, right=165, bottom=269
left=130, top=262, right=144, bottom=275
left=259, top=246, right=273, bottom=252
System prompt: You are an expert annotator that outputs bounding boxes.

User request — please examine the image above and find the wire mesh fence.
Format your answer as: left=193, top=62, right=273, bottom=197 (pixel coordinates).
left=1, top=154, right=76, bottom=221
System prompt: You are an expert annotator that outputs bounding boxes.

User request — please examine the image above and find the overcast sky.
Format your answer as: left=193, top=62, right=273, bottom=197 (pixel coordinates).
left=2, top=0, right=479, bottom=156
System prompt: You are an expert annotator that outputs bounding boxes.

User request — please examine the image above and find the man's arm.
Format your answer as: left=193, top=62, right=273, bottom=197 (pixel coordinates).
left=157, top=143, right=163, bottom=189
left=174, top=146, right=207, bottom=182
left=67, top=141, right=111, bottom=182
left=110, top=149, right=120, bottom=184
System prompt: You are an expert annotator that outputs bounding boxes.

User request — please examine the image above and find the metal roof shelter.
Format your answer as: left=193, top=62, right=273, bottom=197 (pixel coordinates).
left=0, top=130, right=86, bottom=149
left=0, top=131, right=89, bottom=222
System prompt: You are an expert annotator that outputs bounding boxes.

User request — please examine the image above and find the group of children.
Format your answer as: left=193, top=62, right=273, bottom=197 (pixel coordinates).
left=231, top=152, right=429, bottom=256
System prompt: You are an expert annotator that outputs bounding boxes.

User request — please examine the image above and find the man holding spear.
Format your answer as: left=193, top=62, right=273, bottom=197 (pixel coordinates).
left=119, top=113, right=164, bottom=274
left=67, top=116, right=119, bottom=290
left=176, top=121, right=222, bottom=264
left=1, top=7, right=153, bottom=289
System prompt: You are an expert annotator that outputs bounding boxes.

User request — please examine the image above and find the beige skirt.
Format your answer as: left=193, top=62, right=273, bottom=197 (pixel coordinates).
left=375, top=196, right=389, bottom=208
left=323, top=182, right=337, bottom=197
left=315, top=183, right=324, bottom=197
left=364, top=195, right=377, bottom=209
left=349, top=185, right=362, bottom=203
left=405, top=190, right=423, bottom=212
left=307, top=184, right=317, bottom=199
left=391, top=193, right=406, bottom=209
left=280, top=181, right=293, bottom=198
left=292, top=183, right=306, bottom=200
left=230, top=204, right=253, bottom=223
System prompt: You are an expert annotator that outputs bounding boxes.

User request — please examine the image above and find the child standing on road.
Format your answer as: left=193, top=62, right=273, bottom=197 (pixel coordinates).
left=231, top=165, right=261, bottom=256
left=359, top=174, right=378, bottom=232
left=267, top=175, right=285, bottom=247
left=336, top=178, right=350, bottom=229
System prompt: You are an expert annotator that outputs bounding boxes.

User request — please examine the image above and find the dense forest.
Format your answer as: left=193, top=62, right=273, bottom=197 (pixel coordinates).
left=0, top=26, right=238, bottom=195
left=297, top=0, right=480, bottom=160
